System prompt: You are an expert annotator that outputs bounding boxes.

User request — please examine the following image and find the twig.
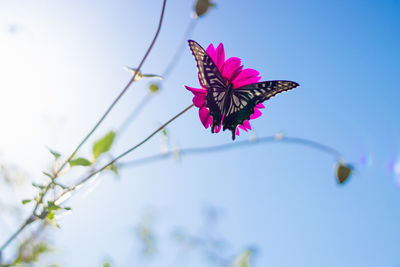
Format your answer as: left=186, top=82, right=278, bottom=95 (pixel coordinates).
left=0, top=0, right=168, bottom=255
left=117, top=17, right=198, bottom=137
left=119, top=135, right=343, bottom=168
left=118, top=93, right=152, bottom=135
left=56, top=0, right=168, bottom=175
left=0, top=216, right=36, bottom=254
left=55, top=104, right=194, bottom=206
left=162, top=17, right=197, bottom=79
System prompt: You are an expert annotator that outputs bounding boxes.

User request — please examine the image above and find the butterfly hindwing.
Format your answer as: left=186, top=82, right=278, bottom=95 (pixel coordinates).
left=188, top=40, right=229, bottom=132
left=188, top=40, right=299, bottom=140
left=223, top=80, right=299, bottom=139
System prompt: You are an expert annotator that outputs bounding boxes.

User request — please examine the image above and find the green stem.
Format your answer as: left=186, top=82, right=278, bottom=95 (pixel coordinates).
left=0, top=0, right=168, bottom=255
left=119, top=135, right=343, bottom=168
left=117, top=17, right=198, bottom=137
left=55, top=104, right=194, bottom=205
left=0, top=216, right=36, bottom=253
left=162, top=17, right=197, bottom=79
left=56, top=0, right=168, bottom=174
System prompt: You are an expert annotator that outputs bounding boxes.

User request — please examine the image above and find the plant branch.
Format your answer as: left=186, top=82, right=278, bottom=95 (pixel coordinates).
left=118, top=92, right=152, bottom=135
left=57, top=0, right=168, bottom=174
left=162, top=17, right=197, bottom=79
left=0, top=216, right=36, bottom=255
left=117, top=17, right=198, bottom=137
left=55, top=104, right=194, bottom=205
left=0, top=0, right=168, bottom=255
left=119, top=134, right=343, bottom=168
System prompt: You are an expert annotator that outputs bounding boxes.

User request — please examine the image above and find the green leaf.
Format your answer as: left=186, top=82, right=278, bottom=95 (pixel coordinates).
left=108, top=164, right=119, bottom=176
left=161, top=128, right=168, bottom=137
left=64, top=207, right=72, bottom=211
left=148, top=83, right=160, bottom=93
left=47, top=210, right=55, bottom=220
left=142, top=73, right=163, bottom=80
left=194, top=0, right=215, bottom=17
left=42, top=171, right=54, bottom=179
left=69, top=157, right=92, bottom=167
left=22, top=199, right=32, bottom=205
left=54, top=182, right=68, bottom=189
left=92, top=131, right=116, bottom=161
left=125, top=66, right=143, bottom=81
left=47, top=201, right=62, bottom=212
left=103, top=263, right=112, bottom=267
left=48, top=148, right=61, bottom=159
left=32, top=182, right=45, bottom=190
left=336, top=163, right=353, bottom=184
left=233, top=250, right=252, bottom=267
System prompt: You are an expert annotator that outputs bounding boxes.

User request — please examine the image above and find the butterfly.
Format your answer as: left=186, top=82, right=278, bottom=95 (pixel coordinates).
left=188, top=40, right=299, bottom=140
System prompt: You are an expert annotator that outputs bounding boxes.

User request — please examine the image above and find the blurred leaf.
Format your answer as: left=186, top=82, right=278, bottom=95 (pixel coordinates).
left=125, top=67, right=143, bottom=81
left=125, top=67, right=162, bottom=81
left=14, top=240, right=51, bottom=265
left=92, top=131, right=116, bottom=161
left=42, top=172, right=54, bottom=179
left=103, top=263, right=112, bottom=267
left=142, top=73, right=162, bottom=79
left=161, top=128, right=168, bottom=137
left=54, top=182, right=68, bottom=189
left=148, top=83, right=160, bottom=93
left=194, top=0, right=215, bottom=17
left=46, top=210, right=55, bottom=220
left=69, top=157, right=92, bottom=167
left=48, top=148, right=61, bottom=160
left=32, top=182, right=45, bottom=190
left=47, top=201, right=62, bottom=212
left=22, top=199, right=32, bottom=205
left=64, top=207, right=72, bottom=211
left=233, top=250, right=252, bottom=267
left=108, top=164, right=119, bottom=176
left=336, top=163, right=353, bottom=184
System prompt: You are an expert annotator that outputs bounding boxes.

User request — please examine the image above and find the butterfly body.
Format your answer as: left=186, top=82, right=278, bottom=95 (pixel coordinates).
left=188, top=40, right=299, bottom=140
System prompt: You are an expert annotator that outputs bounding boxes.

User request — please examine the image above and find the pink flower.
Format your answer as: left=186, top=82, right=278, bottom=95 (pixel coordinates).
left=185, top=42, right=265, bottom=136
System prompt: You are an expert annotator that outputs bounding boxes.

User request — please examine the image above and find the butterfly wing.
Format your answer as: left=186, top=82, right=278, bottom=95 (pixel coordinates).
left=223, top=80, right=299, bottom=140
left=188, top=40, right=229, bottom=132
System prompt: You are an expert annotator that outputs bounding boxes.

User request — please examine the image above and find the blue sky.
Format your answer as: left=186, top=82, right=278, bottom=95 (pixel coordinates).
left=0, top=0, right=399, bottom=266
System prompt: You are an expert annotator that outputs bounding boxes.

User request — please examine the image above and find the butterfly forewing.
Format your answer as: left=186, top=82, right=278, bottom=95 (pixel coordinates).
left=187, top=40, right=299, bottom=140
left=188, top=40, right=229, bottom=132
left=223, top=80, right=299, bottom=139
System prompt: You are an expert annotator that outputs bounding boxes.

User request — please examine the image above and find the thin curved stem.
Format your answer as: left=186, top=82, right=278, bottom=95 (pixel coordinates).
left=55, top=104, right=194, bottom=205
left=57, top=0, right=168, bottom=174
left=0, top=0, right=168, bottom=255
left=119, top=135, right=343, bottom=168
left=118, top=92, right=152, bottom=135
left=117, top=17, right=197, bottom=137
left=162, top=17, right=197, bottom=79
left=0, top=216, right=36, bottom=253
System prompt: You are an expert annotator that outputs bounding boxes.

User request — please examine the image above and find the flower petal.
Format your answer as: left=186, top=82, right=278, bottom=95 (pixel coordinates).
left=242, top=120, right=252, bottom=130
left=214, top=43, right=225, bottom=70
left=214, top=123, right=221, bottom=133
left=199, top=107, right=211, bottom=129
left=255, top=103, right=265, bottom=109
left=222, top=57, right=242, bottom=81
left=233, top=68, right=261, bottom=88
left=236, top=128, right=240, bottom=136
left=193, top=95, right=205, bottom=107
left=206, top=44, right=216, bottom=61
left=250, top=108, right=262, bottom=119
left=185, top=86, right=206, bottom=97
left=238, top=125, right=248, bottom=132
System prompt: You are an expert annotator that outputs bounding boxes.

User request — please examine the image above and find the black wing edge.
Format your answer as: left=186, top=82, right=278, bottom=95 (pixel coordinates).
left=225, top=80, right=300, bottom=140
left=187, top=39, right=227, bottom=134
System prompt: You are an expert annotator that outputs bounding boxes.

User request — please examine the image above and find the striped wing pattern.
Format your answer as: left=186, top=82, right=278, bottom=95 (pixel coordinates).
left=188, top=40, right=299, bottom=139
